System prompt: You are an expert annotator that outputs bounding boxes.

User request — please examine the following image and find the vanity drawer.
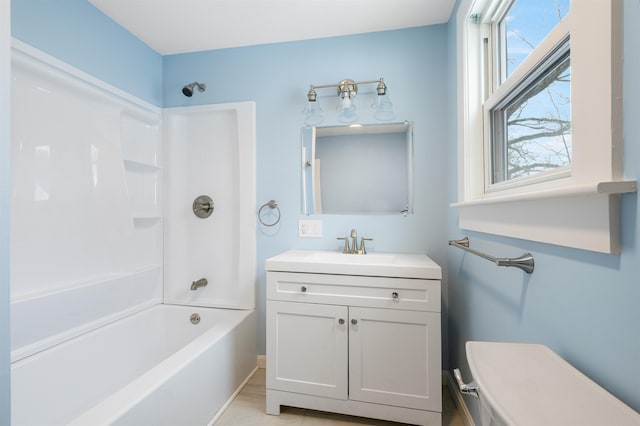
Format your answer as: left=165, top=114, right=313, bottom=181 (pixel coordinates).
left=267, top=272, right=440, bottom=312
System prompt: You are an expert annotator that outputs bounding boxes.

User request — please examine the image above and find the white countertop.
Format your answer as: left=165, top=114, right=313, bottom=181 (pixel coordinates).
left=265, top=250, right=441, bottom=279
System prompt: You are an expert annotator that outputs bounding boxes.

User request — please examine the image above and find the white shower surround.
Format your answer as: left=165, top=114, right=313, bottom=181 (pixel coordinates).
left=10, top=41, right=257, bottom=425
left=163, top=103, right=256, bottom=309
left=11, top=41, right=164, bottom=361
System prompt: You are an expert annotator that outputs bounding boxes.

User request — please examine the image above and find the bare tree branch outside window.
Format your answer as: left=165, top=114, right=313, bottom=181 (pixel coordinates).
left=494, top=0, right=570, bottom=182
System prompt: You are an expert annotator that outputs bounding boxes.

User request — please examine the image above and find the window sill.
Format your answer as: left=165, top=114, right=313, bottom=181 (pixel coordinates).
left=451, top=180, right=637, bottom=254
left=451, top=180, right=636, bottom=207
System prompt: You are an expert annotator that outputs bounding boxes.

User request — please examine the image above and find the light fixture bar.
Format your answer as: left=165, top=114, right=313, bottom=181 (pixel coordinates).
left=304, top=77, right=394, bottom=124
left=310, top=79, right=383, bottom=90
left=307, top=78, right=386, bottom=97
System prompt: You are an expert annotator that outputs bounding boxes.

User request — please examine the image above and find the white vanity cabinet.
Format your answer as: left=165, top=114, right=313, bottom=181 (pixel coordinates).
left=267, top=299, right=348, bottom=400
left=265, top=251, right=442, bottom=426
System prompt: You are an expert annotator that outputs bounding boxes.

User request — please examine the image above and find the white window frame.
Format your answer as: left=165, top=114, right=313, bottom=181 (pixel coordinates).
left=485, top=18, right=571, bottom=191
left=453, top=0, right=636, bottom=253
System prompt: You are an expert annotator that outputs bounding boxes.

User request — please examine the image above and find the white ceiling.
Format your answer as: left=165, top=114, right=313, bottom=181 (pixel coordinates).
left=89, top=0, right=456, bottom=55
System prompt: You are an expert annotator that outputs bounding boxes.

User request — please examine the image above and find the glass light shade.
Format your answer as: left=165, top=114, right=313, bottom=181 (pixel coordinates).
left=372, top=92, right=395, bottom=121
left=303, top=100, right=324, bottom=125
left=337, top=95, right=357, bottom=123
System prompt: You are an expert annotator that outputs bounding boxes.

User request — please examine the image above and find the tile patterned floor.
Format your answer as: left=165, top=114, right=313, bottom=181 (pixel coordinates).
left=215, top=369, right=465, bottom=426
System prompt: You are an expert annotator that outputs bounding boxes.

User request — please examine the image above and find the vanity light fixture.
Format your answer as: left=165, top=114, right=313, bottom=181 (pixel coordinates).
left=304, top=78, right=395, bottom=125
left=303, top=86, right=324, bottom=125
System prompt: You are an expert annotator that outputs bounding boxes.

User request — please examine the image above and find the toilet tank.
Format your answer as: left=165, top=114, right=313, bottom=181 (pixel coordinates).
left=464, top=341, right=640, bottom=426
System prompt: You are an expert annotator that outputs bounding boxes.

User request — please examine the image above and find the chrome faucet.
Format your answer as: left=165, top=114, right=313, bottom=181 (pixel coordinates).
left=350, top=228, right=358, bottom=254
left=337, top=228, right=373, bottom=254
left=191, top=278, right=208, bottom=291
left=358, top=236, right=373, bottom=254
left=337, top=236, right=350, bottom=254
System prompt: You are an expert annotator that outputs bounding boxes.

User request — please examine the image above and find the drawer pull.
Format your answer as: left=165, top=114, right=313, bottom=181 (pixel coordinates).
left=338, top=318, right=345, bottom=325
left=301, top=286, right=307, bottom=293
left=392, top=292, right=399, bottom=299
left=351, top=319, right=358, bottom=325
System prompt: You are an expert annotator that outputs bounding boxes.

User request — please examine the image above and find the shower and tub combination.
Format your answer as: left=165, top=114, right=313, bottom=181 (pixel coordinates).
left=10, top=40, right=257, bottom=425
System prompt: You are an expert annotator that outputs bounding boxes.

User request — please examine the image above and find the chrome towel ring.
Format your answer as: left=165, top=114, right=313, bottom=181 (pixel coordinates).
left=258, top=200, right=281, bottom=227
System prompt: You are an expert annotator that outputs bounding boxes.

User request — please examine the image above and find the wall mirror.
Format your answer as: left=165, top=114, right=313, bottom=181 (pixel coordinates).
left=301, top=121, right=414, bottom=215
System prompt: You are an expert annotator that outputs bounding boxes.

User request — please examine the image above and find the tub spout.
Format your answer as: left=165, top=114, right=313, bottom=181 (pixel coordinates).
left=191, top=278, right=208, bottom=291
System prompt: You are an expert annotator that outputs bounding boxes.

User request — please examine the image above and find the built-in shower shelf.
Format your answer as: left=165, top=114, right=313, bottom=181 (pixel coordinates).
left=131, top=212, right=161, bottom=221
left=122, top=121, right=162, bottom=272
left=124, top=166, right=161, bottom=219
left=133, top=216, right=162, bottom=223
left=123, top=159, right=161, bottom=172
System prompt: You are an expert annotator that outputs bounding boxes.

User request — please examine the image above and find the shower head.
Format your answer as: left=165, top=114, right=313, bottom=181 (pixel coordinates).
left=182, top=82, right=206, bottom=97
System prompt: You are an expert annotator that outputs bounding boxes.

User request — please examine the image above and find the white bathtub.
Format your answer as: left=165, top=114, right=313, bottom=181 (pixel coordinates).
left=11, top=304, right=257, bottom=426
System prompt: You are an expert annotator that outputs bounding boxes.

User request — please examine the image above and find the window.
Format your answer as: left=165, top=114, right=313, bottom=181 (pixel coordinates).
left=490, top=36, right=570, bottom=185
left=485, top=0, right=571, bottom=189
left=454, top=0, right=635, bottom=253
left=497, top=0, right=570, bottom=81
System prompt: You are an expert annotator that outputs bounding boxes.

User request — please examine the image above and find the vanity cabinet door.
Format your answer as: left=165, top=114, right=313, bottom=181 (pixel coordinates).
left=266, top=300, right=348, bottom=400
left=348, top=307, right=442, bottom=411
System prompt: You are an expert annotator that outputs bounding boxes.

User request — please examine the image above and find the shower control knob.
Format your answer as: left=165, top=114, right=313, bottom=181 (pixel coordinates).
left=392, top=292, right=399, bottom=299
left=301, top=286, right=307, bottom=292
left=351, top=319, right=358, bottom=325
left=193, top=195, right=215, bottom=219
left=338, top=318, right=345, bottom=325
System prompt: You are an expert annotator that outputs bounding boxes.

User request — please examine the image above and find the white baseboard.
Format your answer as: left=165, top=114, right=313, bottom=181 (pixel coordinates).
left=257, top=354, right=266, bottom=369
left=443, top=370, right=476, bottom=426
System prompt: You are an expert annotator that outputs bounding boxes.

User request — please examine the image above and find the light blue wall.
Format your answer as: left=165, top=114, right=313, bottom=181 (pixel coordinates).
left=11, top=0, right=163, bottom=106
left=1, top=1, right=11, bottom=423
left=164, top=26, right=450, bottom=354
left=446, top=0, right=640, bottom=420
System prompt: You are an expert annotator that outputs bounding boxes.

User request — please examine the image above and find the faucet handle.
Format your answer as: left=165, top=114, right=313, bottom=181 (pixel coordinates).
left=337, top=237, right=350, bottom=254
left=358, top=237, right=373, bottom=255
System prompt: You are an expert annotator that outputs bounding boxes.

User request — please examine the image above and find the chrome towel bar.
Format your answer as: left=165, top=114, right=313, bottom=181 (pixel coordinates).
left=448, top=237, right=534, bottom=274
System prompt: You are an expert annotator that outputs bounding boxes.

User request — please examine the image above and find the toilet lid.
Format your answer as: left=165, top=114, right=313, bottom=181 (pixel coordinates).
left=466, top=341, right=640, bottom=426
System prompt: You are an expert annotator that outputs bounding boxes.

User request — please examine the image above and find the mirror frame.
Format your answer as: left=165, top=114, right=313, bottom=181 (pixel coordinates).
left=301, top=121, right=414, bottom=215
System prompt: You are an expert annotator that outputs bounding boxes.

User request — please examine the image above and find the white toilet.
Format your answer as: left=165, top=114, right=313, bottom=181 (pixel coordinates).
left=455, top=341, right=640, bottom=426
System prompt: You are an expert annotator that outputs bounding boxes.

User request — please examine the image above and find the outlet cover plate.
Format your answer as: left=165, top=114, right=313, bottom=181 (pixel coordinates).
left=298, top=220, right=322, bottom=238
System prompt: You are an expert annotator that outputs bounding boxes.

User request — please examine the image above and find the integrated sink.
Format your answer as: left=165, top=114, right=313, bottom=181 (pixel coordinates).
left=306, top=251, right=396, bottom=264
left=265, top=250, right=441, bottom=279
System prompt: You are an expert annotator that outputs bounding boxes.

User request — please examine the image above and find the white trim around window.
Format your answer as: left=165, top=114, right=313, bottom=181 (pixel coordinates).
left=453, top=0, right=636, bottom=253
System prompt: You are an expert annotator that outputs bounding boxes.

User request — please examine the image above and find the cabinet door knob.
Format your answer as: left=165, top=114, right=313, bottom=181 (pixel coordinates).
left=392, top=292, right=399, bottom=299
left=301, top=286, right=307, bottom=292
left=351, top=319, right=358, bottom=325
left=338, top=318, right=345, bottom=325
